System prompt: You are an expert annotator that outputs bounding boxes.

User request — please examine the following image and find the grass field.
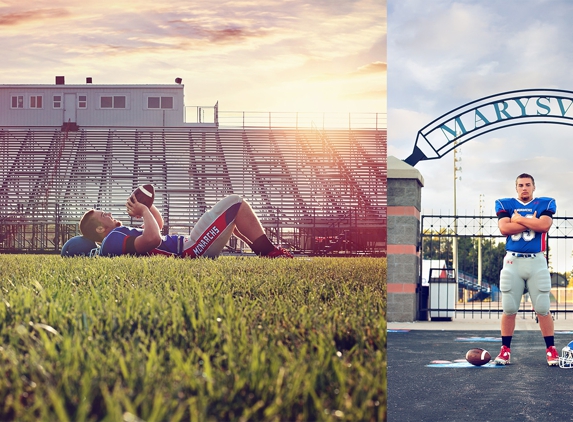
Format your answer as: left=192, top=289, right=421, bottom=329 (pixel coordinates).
left=0, top=255, right=386, bottom=422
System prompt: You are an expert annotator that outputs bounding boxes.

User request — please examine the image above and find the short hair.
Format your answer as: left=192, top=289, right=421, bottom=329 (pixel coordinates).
left=516, top=173, right=535, bottom=185
left=79, top=209, right=103, bottom=242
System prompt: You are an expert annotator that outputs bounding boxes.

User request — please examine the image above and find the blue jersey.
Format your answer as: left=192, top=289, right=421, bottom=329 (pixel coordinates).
left=100, top=226, right=184, bottom=257
left=495, top=197, right=556, bottom=253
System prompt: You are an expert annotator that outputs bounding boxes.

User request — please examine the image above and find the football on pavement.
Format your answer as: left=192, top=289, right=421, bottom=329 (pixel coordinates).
left=465, top=348, right=491, bottom=366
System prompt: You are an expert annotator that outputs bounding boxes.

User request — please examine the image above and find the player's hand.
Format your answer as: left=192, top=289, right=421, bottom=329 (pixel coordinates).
left=511, top=210, right=538, bottom=228
left=126, top=195, right=147, bottom=218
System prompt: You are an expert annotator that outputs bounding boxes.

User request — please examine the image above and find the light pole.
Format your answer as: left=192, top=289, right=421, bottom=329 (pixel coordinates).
left=453, top=141, right=462, bottom=300
left=478, top=194, right=484, bottom=286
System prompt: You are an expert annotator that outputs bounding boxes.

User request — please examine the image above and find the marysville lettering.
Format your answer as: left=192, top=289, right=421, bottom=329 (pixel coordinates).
left=404, top=89, right=573, bottom=166
left=440, top=96, right=573, bottom=141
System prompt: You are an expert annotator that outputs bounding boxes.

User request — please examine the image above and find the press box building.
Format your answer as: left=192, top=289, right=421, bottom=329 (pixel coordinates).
left=1, top=76, right=191, bottom=129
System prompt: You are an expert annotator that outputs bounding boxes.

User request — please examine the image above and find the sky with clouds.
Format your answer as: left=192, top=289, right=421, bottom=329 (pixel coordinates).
left=388, top=0, right=573, bottom=217
left=0, top=0, right=385, bottom=115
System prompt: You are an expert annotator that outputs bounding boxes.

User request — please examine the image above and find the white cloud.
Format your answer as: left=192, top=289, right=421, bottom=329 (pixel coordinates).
left=388, top=108, right=431, bottom=147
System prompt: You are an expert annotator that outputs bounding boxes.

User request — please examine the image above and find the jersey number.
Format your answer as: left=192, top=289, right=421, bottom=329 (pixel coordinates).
left=511, top=214, right=535, bottom=242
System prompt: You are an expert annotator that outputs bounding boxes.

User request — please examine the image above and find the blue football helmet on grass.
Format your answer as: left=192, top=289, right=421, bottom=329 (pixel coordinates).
left=61, top=236, right=99, bottom=257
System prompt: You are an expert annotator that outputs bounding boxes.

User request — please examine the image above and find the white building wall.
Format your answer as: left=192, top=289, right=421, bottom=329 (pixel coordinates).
left=0, top=84, right=185, bottom=127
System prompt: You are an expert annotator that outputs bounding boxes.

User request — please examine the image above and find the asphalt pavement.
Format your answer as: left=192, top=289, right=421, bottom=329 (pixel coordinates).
left=387, top=315, right=573, bottom=421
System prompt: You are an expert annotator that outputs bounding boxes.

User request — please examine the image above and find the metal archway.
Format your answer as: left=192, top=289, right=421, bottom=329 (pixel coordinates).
left=404, top=88, right=573, bottom=166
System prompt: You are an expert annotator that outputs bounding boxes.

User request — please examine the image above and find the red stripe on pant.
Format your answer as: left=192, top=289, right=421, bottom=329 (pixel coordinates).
left=181, top=211, right=230, bottom=258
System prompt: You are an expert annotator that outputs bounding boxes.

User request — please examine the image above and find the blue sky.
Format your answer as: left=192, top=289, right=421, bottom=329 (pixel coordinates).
left=0, top=0, right=385, bottom=114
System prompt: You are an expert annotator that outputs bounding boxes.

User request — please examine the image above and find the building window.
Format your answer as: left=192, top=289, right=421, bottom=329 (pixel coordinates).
left=53, top=95, right=62, bottom=109
left=161, top=97, right=173, bottom=109
left=78, top=95, right=87, bottom=109
left=101, top=95, right=127, bottom=109
left=148, top=96, right=174, bottom=109
left=148, top=97, right=160, bottom=109
left=11, top=95, right=24, bottom=109
left=101, top=96, right=112, bottom=108
left=30, top=95, right=43, bottom=109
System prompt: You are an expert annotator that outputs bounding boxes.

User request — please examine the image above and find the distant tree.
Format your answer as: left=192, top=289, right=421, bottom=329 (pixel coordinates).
left=421, top=228, right=453, bottom=266
left=457, top=237, right=505, bottom=286
left=422, top=232, right=506, bottom=287
left=482, top=240, right=506, bottom=286
left=566, top=271, right=573, bottom=288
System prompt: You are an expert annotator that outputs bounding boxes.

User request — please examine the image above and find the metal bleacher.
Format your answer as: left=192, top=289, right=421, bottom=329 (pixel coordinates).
left=0, top=125, right=386, bottom=255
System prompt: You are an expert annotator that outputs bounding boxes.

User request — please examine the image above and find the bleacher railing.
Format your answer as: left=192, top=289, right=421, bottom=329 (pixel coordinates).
left=185, top=106, right=386, bottom=130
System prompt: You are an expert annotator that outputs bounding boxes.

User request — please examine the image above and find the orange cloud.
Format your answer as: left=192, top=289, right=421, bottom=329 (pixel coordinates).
left=166, top=19, right=268, bottom=44
left=206, top=27, right=266, bottom=43
left=0, top=8, right=70, bottom=26
left=354, top=61, right=387, bottom=75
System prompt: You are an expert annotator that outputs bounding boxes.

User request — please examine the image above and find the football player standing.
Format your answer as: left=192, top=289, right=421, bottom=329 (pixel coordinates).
left=493, top=173, right=559, bottom=366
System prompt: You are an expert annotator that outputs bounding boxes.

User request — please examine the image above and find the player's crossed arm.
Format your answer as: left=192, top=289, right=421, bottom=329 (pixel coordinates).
left=511, top=210, right=553, bottom=233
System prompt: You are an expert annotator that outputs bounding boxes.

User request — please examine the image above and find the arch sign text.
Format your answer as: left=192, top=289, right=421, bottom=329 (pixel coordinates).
left=404, top=88, right=573, bottom=166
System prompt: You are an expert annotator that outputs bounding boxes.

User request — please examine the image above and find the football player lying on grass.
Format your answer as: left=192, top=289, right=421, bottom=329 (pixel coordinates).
left=78, top=193, right=293, bottom=259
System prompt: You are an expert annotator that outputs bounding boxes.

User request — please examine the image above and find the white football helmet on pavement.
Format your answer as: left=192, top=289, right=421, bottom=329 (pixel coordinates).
left=559, top=341, right=573, bottom=368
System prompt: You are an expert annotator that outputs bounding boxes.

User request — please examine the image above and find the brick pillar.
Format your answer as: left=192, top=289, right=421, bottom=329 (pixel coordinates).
left=387, top=156, right=424, bottom=322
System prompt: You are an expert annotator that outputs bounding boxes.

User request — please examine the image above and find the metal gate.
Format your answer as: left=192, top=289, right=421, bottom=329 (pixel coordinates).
left=420, top=214, right=573, bottom=320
